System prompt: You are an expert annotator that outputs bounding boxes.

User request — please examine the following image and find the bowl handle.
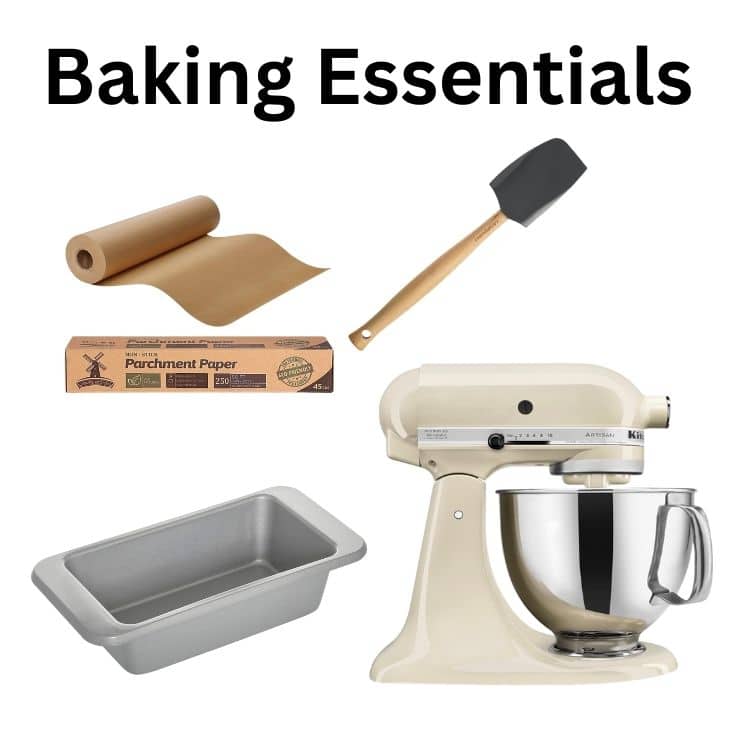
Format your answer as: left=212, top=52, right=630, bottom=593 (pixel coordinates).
left=648, top=504, right=713, bottom=605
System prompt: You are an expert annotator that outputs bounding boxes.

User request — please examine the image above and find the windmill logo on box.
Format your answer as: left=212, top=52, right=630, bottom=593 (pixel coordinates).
left=76, top=352, right=114, bottom=389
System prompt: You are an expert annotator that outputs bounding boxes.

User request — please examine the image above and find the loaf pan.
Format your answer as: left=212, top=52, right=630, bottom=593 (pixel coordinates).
left=32, top=487, right=366, bottom=674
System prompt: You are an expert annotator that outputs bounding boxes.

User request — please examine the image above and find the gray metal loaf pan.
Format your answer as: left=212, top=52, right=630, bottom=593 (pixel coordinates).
left=32, top=487, right=366, bottom=674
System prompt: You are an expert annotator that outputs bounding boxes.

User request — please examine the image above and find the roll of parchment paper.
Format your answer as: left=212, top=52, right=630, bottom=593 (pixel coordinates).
left=66, top=196, right=326, bottom=326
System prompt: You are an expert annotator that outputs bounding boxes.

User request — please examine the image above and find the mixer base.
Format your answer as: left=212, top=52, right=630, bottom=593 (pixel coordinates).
left=371, top=631, right=677, bottom=684
left=370, top=475, right=678, bottom=685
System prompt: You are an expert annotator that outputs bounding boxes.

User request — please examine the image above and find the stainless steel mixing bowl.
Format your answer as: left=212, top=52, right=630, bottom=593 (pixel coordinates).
left=498, top=488, right=712, bottom=657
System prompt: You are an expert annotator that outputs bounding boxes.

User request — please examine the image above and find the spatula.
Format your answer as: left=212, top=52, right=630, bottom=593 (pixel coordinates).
left=348, top=138, right=586, bottom=350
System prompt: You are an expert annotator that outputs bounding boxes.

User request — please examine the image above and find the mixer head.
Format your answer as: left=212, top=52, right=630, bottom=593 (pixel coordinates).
left=380, top=364, right=670, bottom=480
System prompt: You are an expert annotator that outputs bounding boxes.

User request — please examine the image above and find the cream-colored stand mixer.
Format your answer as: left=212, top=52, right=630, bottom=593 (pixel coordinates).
left=372, top=364, right=712, bottom=684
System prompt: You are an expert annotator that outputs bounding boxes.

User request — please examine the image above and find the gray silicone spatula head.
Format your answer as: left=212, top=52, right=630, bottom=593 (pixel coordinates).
left=490, top=138, right=586, bottom=226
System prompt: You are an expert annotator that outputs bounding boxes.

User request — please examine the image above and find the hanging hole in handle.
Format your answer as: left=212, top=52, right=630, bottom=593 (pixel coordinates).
left=361, top=329, right=372, bottom=340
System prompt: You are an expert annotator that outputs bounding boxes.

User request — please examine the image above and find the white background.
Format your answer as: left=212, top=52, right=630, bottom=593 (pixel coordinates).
left=3, top=1, right=733, bottom=732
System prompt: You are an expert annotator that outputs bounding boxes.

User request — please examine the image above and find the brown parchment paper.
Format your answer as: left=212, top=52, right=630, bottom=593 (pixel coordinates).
left=66, top=196, right=326, bottom=326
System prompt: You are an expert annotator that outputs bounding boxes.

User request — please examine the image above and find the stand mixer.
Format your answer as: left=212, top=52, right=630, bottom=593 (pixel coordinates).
left=372, top=364, right=712, bottom=684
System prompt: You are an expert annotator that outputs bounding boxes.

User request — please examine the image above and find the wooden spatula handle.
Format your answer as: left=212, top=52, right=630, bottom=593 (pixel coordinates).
left=349, top=210, right=507, bottom=350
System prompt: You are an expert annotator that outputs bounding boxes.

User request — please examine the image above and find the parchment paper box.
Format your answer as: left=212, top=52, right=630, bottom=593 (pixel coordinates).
left=66, top=337, right=333, bottom=393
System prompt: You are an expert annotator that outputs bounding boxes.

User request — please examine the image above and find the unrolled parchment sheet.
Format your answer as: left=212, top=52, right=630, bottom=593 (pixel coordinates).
left=66, top=196, right=326, bottom=326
